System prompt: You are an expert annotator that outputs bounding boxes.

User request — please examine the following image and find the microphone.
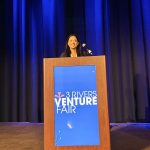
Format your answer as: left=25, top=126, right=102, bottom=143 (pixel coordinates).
left=81, top=43, right=93, bottom=56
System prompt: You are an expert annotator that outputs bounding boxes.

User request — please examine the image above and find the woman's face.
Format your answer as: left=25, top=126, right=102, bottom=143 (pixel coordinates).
left=67, top=36, right=79, bottom=49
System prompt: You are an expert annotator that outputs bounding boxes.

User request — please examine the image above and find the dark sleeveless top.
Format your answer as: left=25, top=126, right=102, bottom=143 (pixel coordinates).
left=60, top=50, right=92, bottom=57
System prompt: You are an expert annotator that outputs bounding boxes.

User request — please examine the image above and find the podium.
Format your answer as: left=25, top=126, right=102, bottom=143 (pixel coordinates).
left=44, top=56, right=111, bottom=150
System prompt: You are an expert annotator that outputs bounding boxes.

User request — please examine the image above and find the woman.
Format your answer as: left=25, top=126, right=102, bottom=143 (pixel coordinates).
left=60, top=34, right=83, bottom=57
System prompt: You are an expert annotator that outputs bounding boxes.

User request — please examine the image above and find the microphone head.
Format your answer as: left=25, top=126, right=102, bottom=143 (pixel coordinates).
left=82, top=43, right=86, bottom=47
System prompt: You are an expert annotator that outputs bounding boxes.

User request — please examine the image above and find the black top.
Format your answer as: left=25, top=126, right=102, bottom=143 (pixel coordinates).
left=60, top=50, right=92, bottom=57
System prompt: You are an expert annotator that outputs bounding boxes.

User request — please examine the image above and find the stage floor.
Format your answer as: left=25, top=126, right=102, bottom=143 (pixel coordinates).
left=0, top=122, right=150, bottom=150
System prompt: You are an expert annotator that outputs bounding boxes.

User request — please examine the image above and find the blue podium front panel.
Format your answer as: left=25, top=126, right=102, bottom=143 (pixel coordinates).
left=54, top=65, right=100, bottom=146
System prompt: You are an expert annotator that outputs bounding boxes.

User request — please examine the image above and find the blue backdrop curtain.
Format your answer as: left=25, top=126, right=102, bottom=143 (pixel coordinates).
left=0, top=0, right=150, bottom=122
left=108, top=0, right=150, bottom=122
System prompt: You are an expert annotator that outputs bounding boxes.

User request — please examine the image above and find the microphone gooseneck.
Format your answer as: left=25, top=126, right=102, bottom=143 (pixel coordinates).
left=81, top=43, right=93, bottom=56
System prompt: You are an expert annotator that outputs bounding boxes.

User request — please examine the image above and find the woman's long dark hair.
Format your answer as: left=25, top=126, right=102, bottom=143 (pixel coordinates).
left=64, top=34, right=81, bottom=57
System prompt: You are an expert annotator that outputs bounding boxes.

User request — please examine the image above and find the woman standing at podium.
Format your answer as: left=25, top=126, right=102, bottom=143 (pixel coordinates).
left=60, top=34, right=82, bottom=57
left=60, top=34, right=93, bottom=57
